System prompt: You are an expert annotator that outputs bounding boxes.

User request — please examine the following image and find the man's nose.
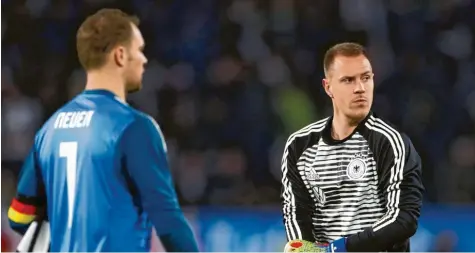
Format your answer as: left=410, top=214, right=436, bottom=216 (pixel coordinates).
left=355, top=81, right=365, bottom=93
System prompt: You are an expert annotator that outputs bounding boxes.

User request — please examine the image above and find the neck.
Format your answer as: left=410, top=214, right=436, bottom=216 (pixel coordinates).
left=331, top=110, right=365, bottom=141
left=84, top=68, right=126, bottom=101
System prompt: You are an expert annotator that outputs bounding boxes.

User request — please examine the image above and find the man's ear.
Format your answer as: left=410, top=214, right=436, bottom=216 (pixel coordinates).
left=322, top=79, right=333, bottom=98
left=113, top=46, right=126, bottom=67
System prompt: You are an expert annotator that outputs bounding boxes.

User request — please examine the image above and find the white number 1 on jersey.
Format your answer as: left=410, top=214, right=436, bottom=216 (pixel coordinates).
left=59, top=142, right=78, bottom=229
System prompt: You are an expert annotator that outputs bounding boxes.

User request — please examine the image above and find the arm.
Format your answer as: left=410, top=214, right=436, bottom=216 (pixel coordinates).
left=344, top=133, right=424, bottom=251
left=121, top=116, right=199, bottom=252
left=8, top=145, right=46, bottom=235
left=281, top=136, right=315, bottom=242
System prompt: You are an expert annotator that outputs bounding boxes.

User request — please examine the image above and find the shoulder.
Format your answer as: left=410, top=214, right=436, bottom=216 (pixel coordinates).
left=125, top=111, right=167, bottom=150
left=284, top=117, right=330, bottom=149
left=131, top=110, right=162, bottom=132
left=34, top=101, right=79, bottom=143
left=364, top=114, right=410, bottom=141
left=363, top=114, right=413, bottom=155
left=111, top=102, right=155, bottom=130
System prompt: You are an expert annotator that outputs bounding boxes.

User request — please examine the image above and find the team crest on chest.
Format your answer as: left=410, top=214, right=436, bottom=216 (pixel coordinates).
left=346, top=152, right=367, bottom=180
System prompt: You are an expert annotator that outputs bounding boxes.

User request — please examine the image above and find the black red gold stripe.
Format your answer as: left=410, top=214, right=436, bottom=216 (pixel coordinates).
left=11, top=199, right=36, bottom=215
left=8, top=198, right=37, bottom=224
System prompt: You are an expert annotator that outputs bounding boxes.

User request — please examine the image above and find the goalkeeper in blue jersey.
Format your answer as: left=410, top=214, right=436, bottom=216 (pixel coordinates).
left=8, top=8, right=199, bottom=252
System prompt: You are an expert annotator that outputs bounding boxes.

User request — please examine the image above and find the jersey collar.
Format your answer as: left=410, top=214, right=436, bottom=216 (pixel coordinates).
left=83, top=89, right=116, bottom=97
left=321, top=111, right=372, bottom=145
left=82, top=89, right=128, bottom=104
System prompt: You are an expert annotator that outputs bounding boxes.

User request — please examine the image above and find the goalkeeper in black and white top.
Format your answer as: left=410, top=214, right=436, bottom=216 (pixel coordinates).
left=281, top=42, right=424, bottom=252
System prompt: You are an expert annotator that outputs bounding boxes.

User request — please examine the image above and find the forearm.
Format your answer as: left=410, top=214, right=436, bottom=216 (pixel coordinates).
left=283, top=211, right=315, bottom=242
left=153, top=211, right=199, bottom=252
left=282, top=184, right=316, bottom=242
left=281, top=140, right=315, bottom=242
left=346, top=210, right=418, bottom=251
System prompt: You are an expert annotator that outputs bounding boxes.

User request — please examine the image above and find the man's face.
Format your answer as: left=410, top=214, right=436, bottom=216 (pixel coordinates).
left=323, top=54, right=374, bottom=121
left=123, top=24, right=147, bottom=93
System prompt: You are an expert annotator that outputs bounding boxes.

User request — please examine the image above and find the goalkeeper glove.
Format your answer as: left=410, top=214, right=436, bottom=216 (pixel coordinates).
left=284, top=239, right=328, bottom=252
left=284, top=238, right=347, bottom=253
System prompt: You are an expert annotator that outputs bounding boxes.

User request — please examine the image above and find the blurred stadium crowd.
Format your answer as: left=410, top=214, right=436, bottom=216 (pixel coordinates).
left=2, top=0, right=475, bottom=250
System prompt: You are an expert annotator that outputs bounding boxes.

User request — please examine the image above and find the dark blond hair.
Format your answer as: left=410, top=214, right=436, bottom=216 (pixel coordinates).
left=76, top=9, right=139, bottom=71
left=323, top=42, right=368, bottom=76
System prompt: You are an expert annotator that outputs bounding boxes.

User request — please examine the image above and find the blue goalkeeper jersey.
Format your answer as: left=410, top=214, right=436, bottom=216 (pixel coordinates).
left=8, top=89, right=199, bottom=252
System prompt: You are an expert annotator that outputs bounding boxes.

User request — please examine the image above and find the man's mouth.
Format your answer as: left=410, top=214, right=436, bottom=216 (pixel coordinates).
left=353, top=98, right=367, bottom=103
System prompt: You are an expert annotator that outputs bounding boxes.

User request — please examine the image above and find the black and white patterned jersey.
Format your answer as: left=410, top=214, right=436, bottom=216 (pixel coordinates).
left=280, top=112, right=424, bottom=252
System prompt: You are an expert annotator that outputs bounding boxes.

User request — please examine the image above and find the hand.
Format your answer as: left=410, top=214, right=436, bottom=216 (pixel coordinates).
left=284, top=240, right=329, bottom=252
left=284, top=238, right=347, bottom=253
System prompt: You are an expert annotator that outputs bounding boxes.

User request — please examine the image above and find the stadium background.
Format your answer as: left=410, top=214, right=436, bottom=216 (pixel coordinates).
left=1, top=0, right=475, bottom=251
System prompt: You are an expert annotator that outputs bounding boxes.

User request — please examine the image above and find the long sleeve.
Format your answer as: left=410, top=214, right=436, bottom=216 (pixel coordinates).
left=120, top=115, right=199, bottom=252
left=8, top=145, right=46, bottom=235
left=281, top=136, right=315, bottom=242
left=346, top=133, right=424, bottom=252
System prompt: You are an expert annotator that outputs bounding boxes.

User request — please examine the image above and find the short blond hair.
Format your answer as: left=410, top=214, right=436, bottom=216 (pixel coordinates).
left=76, top=9, right=139, bottom=71
left=323, top=42, right=368, bottom=76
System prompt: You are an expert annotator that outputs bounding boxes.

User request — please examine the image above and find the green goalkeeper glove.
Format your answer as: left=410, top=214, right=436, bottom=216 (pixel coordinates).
left=284, top=239, right=329, bottom=252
